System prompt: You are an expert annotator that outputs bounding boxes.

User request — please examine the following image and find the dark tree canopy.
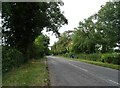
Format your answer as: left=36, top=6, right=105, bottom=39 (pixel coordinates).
left=2, top=2, right=68, bottom=55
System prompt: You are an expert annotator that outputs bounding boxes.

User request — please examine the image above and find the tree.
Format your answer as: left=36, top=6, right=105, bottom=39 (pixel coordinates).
left=2, top=2, right=68, bottom=60
left=72, top=1, right=120, bottom=53
left=95, top=1, right=120, bottom=52
left=31, top=34, right=50, bottom=58
left=72, top=17, right=97, bottom=54
left=52, top=1, right=120, bottom=55
left=51, top=31, right=72, bottom=55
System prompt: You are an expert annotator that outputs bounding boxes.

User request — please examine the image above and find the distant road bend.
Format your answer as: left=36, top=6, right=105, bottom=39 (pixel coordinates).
left=47, top=56, right=119, bottom=86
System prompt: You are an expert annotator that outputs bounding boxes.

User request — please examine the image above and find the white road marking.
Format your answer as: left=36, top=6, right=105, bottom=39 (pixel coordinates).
left=49, top=57, right=119, bottom=86
left=68, top=63, right=88, bottom=72
left=68, top=62, right=119, bottom=86
left=108, top=79, right=120, bottom=85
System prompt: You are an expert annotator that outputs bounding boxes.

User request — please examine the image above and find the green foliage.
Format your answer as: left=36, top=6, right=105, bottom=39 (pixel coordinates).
left=2, top=2, right=67, bottom=73
left=52, top=1, right=120, bottom=57
left=63, top=52, right=73, bottom=58
left=2, top=46, right=24, bottom=73
left=72, top=24, right=96, bottom=54
left=2, top=2, right=67, bottom=60
left=95, top=2, right=120, bottom=52
left=51, top=31, right=72, bottom=55
left=75, top=53, right=101, bottom=61
left=30, top=34, right=50, bottom=59
left=2, top=34, right=50, bottom=74
left=50, top=1, right=120, bottom=67
left=63, top=52, right=120, bottom=65
left=72, top=1, right=120, bottom=53
left=101, top=53, right=120, bottom=64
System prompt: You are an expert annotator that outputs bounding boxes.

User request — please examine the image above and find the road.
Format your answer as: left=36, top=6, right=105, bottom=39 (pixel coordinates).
left=47, top=56, right=119, bottom=86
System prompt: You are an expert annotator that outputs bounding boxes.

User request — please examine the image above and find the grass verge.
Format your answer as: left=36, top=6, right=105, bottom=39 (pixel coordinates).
left=2, top=57, right=49, bottom=86
left=59, top=56, right=119, bottom=70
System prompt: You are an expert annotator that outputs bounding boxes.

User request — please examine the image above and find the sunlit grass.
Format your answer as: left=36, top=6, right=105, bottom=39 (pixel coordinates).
left=2, top=57, right=49, bottom=86
left=74, top=59, right=119, bottom=70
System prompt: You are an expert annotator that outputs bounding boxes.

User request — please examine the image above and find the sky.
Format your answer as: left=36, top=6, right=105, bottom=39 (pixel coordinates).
left=42, top=0, right=109, bottom=46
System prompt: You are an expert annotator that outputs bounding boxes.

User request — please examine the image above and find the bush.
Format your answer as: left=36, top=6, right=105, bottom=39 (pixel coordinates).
left=101, top=54, right=112, bottom=63
left=2, top=46, right=24, bottom=73
left=69, top=52, right=74, bottom=58
left=63, top=52, right=72, bottom=58
left=30, top=44, right=45, bottom=59
left=74, top=53, right=101, bottom=61
left=101, top=53, right=120, bottom=65
left=63, top=52, right=120, bottom=65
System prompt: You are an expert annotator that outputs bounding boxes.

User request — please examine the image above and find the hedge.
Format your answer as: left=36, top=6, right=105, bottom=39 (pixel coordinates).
left=63, top=52, right=120, bottom=65
left=2, top=46, right=24, bottom=73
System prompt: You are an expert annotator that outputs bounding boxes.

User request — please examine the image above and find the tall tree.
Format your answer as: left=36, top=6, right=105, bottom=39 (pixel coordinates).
left=2, top=2, right=68, bottom=60
left=96, top=1, right=120, bottom=52
left=51, top=31, right=72, bottom=54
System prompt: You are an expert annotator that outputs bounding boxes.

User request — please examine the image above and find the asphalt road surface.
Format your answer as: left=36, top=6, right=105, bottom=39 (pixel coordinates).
left=47, top=56, right=120, bottom=86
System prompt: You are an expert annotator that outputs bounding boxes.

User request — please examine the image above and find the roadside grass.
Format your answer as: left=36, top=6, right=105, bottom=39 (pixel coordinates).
left=2, top=57, right=49, bottom=86
left=58, top=56, right=119, bottom=70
